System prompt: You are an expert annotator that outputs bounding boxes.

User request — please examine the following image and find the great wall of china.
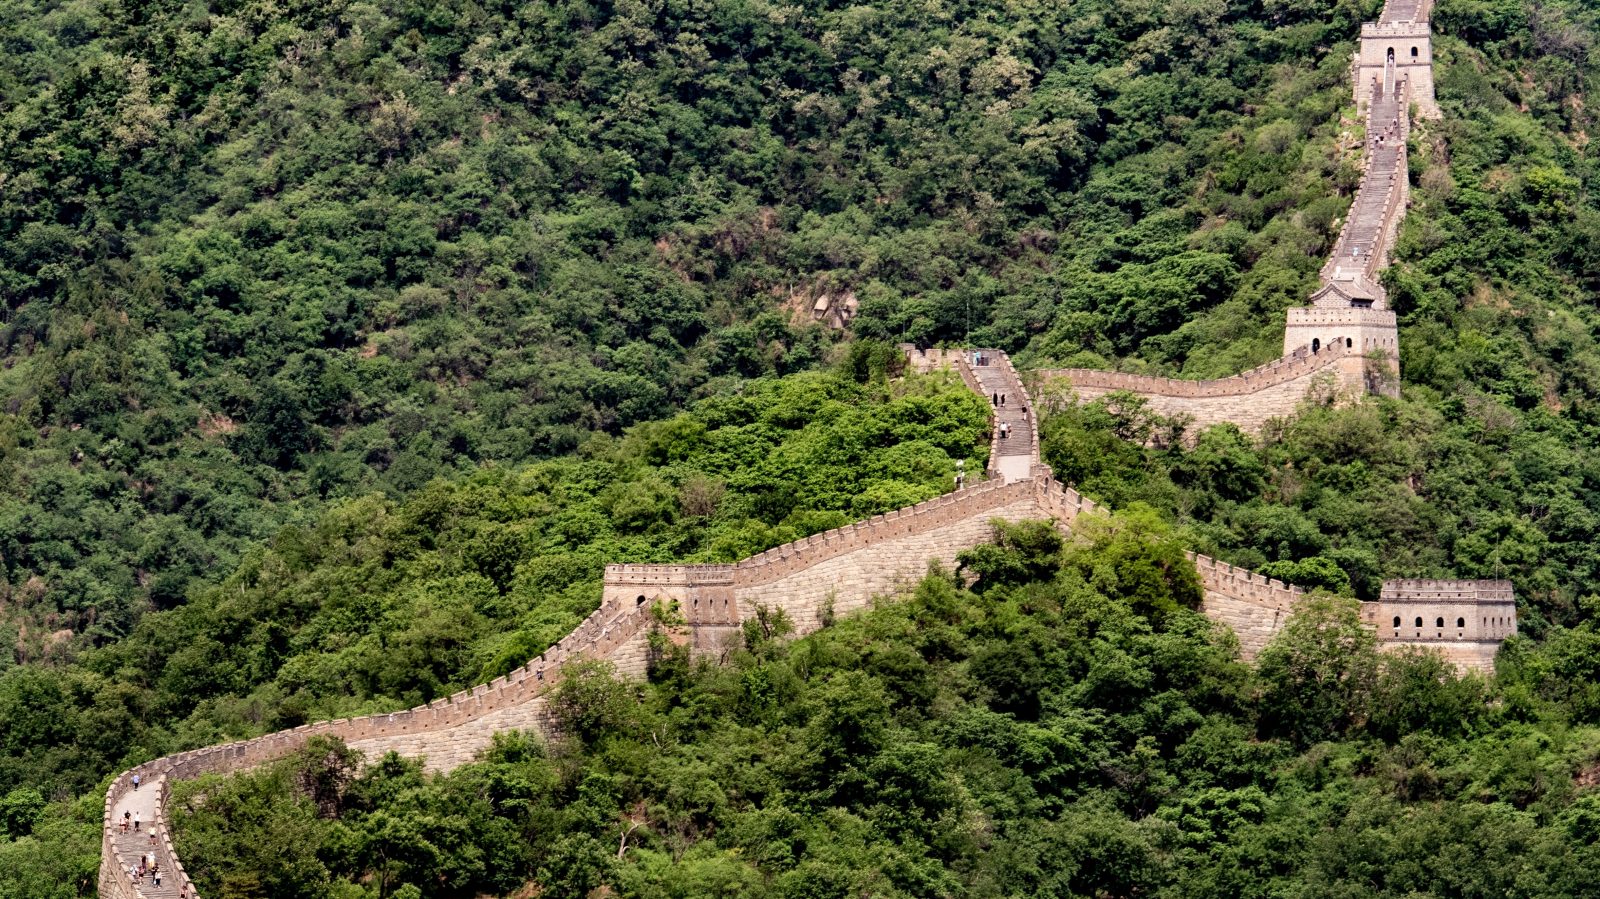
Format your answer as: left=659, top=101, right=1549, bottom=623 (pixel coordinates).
left=98, top=4, right=1519, bottom=896
left=1035, top=0, right=1442, bottom=434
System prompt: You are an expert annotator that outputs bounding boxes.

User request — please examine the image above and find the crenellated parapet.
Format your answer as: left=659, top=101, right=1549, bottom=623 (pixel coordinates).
left=1037, top=343, right=1353, bottom=400
left=1035, top=344, right=1369, bottom=439
left=1189, top=554, right=1305, bottom=612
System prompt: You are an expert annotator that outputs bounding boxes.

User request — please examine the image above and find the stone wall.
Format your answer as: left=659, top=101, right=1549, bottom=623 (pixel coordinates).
left=99, top=585, right=659, bottom=898
left=1188, top=554, right=1303, bottom=658
left=99, top=453, right=1326, bottom=898
left=1374, top=640, right=1501, bottom=673
left=605, top=474, right=1300, bottom=653
left=964, top=351, right=1039, bottom=481
left=108, top=457, right=1488, bottom=899
left=1034, top=344, right=1363, bottom=438
left=601, top=476, right=1099, bottom=638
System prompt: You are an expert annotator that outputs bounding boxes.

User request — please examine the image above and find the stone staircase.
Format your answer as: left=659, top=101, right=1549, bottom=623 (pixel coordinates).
left=1327, top=81, right=1408, bottom=284
left=967, top=350, right=1037, bottom=483
left=1380, top=0, right=1427, bottom=23
left=104, top=774, right=182, bottom=899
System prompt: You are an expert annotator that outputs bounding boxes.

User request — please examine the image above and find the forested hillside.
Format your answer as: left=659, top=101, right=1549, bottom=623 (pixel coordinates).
left=1, top=0, right=1380, bottom=642
left=8, top=0, right=1600, bottom=892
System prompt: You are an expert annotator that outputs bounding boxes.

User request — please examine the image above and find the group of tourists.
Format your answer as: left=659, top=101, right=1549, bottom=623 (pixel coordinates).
left=1371, top=115, right=1401, bottom=150
left=128, top=853, right=162, bottom=888
left=121, top=802, right=186, bottom=893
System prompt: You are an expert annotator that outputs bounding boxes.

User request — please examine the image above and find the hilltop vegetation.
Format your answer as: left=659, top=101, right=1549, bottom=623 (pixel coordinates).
left=0, top=0, right=1383, bottom=645
left=0, top=361, right=987, bottom=793
left=168, top=525, right=1600, bottom=899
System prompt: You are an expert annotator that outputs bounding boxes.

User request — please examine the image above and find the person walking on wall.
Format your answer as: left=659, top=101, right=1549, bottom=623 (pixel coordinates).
left=132, top=772, right=140, bottom=790
left=133, top=812, right=140, bottom=832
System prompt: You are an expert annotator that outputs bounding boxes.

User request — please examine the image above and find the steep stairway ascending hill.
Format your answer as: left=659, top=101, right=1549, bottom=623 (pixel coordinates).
left=1380, top=0, right=1426, bottom=23
left=969, top=351, right=1036, bottom=482
left=1330, top=83, right=1406, bottom=279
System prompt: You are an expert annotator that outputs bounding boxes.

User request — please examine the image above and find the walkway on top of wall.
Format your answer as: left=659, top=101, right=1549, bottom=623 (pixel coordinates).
left=107, top=775, right=179, bottom=898
left=968, top=350, right=1037, bottom=483
left=1380, top=0, right=1429, bottom=23
left=1328, top=81, right=1407, bottom=281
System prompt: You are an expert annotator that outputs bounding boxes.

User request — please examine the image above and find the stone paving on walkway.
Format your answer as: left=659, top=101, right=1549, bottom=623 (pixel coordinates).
left=109, top=776, right=182, bottom=898
left=970, top=351, right=1035, bottom=483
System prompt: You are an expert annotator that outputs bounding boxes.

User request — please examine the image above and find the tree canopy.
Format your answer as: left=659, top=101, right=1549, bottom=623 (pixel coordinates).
left=165, top=524, right=1600, bottom=899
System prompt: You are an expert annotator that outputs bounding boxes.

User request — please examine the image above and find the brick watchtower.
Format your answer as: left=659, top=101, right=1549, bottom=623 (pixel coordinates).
left=1361, top=579, right=1518, bottom=672
left=1282, top=284, right=1401, bottom=398
left=1355, top=22, right=1439, bottom=119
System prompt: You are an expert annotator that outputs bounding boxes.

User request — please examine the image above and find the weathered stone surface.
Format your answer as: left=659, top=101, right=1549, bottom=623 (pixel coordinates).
left=1200, top=594, right=1292, bottom=659
left=1377, top=640, right=1501, bottom=673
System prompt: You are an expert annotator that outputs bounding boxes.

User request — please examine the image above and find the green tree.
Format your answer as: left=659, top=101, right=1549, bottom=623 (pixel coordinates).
left=1255, top=596, right=1380, bottom=745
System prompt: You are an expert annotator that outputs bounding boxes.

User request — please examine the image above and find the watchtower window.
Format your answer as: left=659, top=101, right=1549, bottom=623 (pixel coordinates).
left=1457, top=617, right=1465, bottom=628
left=1411, top=46, right=1419, bottom=59
left=1392, top=616, right=1401, bottom=628
left=1312, top=338, right=1321, bottom=352
left=1435, top=617, right=1444, bottom=628
left=1346, top=338, right=1354, bottom=348
left=1414, top=617, right=1423, bottom=627
left=636, top=595, right=647, bottom=606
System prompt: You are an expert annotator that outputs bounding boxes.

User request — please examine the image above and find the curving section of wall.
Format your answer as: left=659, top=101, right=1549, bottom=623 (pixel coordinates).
left=100, top=424, right=1317, bottom=898
left=101, top=14, right=1456, bottom=868
left=1034, top=344, right=1364, bottom=438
